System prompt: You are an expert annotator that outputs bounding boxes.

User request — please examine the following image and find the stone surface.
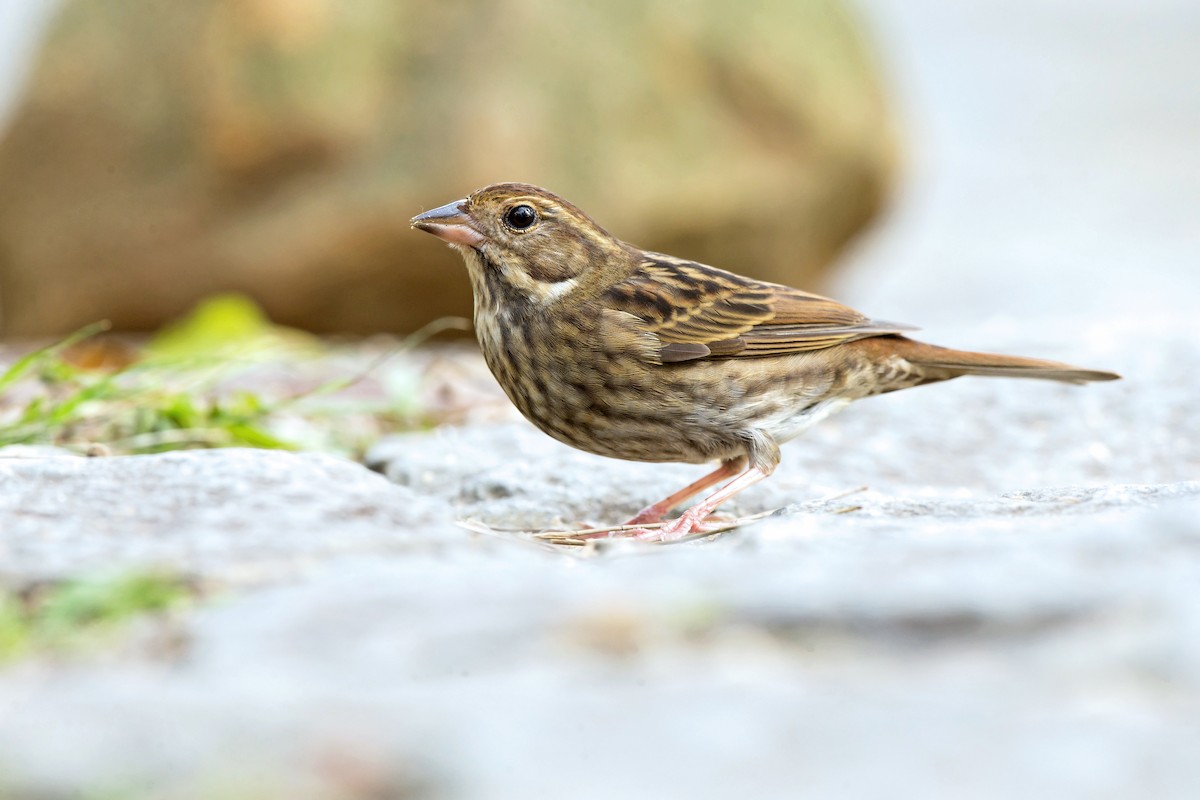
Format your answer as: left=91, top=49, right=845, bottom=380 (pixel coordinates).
left=0, top=0, right=891, bottom=336
left=0, top=316, right=1196, bottom=798
left=0, top=443, right=1198, bottom=798
left=0, top=449, right=456, bottom=586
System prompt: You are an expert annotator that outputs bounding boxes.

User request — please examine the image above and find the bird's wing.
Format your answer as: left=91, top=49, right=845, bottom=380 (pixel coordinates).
left=602, top=253, right=916, bottom=363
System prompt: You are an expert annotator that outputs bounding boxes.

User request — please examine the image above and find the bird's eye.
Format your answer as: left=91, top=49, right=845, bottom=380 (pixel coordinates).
left=504, top=204, right=538, bottom=231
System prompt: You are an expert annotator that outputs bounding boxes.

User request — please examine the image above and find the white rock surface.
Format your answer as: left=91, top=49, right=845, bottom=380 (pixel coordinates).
left=0, top=449, right=456, bottom=584
left=0, top=330, right=1195, bottom=799
left=2, top=1, right=1199, bottom=798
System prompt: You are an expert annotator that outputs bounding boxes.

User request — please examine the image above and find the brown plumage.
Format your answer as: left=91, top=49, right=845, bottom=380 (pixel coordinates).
left=412, top=183, right=1119, bottom=542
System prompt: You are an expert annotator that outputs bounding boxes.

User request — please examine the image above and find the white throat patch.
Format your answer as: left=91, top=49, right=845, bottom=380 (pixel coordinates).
left=499, top=263, right=578, bottom=305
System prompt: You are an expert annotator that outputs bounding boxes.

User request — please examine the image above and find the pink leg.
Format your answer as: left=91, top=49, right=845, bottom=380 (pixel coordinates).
left=623, top=457, right=746, bottom=526
left=636, top=466, right=770, bottom=543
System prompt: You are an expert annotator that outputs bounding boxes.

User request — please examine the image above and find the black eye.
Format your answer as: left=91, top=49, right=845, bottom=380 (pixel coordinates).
left=504, top=204, right=537, bottom=230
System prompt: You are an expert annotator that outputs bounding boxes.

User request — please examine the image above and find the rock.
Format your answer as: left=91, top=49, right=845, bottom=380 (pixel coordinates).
left=0, top=0, right=893, bottom=336
left=0, top=449, right=456, bottom=585
left=0, top=450, right=1197, bottom=797
left=0, top=312, right=1196, bottom=797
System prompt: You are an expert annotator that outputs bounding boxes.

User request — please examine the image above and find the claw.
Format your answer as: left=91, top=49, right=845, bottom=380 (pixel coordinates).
left=632, top=508, right=730, bottom=542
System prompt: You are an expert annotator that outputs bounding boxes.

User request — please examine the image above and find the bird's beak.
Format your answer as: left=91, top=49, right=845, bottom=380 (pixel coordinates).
left=410, top=200, right=486, bottom=247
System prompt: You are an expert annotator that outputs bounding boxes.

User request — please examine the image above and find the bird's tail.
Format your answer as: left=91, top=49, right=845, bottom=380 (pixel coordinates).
left=869, top=336, right=1121, bottom=384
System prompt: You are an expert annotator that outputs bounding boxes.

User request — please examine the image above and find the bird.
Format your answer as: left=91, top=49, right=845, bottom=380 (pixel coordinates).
left=412, top=183, right=1120, bottom=542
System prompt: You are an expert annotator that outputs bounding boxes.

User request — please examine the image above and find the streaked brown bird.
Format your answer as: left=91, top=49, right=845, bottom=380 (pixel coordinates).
left=412, top=183, right=1119, bottom=542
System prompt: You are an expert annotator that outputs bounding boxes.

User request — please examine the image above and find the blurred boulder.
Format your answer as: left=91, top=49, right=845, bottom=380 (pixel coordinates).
left=0, top=0, right=895, bottom=336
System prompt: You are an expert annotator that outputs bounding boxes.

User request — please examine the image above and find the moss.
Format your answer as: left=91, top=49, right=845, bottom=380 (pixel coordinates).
left=0, top=572, right=195, bottom=663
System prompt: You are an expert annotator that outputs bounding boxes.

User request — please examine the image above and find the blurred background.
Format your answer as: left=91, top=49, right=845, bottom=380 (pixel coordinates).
left=0, top=0, right=894, bottom=337
left=1, top=0, right=1194, bottom=340
left=838, top=0, right=1199, bottom=329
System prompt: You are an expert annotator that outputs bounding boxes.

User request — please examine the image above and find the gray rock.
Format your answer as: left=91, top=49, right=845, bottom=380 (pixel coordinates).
left=0, top=449, right=457, bottom=585
left=0, top=364, right=1196, bottom=799
left=1, top=486, right=1198, bottom=799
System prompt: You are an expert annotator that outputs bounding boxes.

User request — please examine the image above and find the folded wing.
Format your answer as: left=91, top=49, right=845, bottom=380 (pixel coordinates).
left=603, top=253, right=916, bottom=363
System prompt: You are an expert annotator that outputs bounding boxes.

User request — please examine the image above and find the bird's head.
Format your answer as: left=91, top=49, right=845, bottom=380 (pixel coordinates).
left=411, top=183, right=631, bottom=305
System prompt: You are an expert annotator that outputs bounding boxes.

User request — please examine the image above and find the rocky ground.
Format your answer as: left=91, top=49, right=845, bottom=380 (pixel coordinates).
left=0, top=326, right=1197, bottom=799
left=1, top=0, right=1198, bottom=798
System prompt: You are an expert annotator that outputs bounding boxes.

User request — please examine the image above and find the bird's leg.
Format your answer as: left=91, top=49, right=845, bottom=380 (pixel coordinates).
left=563, top=458, right=746, bottom=541
left=635, top=466, right=770, bottom=543
left=622, top=457, right=746, bottom=526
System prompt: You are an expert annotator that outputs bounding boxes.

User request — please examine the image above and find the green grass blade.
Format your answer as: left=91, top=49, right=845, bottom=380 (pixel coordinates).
left=0, top=320, right=111, bottom=396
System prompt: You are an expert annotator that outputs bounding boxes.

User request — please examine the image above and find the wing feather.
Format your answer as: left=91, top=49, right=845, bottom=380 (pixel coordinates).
left=602, top=253, right=916, bottom=363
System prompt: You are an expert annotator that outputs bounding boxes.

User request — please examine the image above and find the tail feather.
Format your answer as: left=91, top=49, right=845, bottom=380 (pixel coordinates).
left=869, top=336, right=1121, bottom=385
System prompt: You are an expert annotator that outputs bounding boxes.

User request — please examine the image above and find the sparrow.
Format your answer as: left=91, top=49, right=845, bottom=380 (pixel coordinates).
left=412, top=183, right=1119, bottom=542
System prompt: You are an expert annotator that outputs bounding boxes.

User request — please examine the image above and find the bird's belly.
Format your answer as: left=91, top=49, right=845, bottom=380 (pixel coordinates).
left=738, top=396, right=853, bottom=444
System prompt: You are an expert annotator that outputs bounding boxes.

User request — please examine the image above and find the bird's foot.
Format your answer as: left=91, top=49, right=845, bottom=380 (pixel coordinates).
left=632, top=510, right=736, bottom=543
left=548, top=512, right=733, bottom=543
left=621, top=507, right=730, bottom=527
